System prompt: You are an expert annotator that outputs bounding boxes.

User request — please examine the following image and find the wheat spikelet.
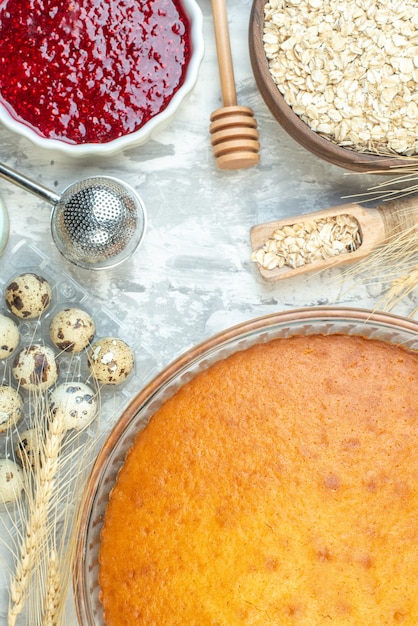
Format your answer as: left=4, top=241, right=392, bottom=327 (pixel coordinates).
left=42, top=548, right=61, bottom=626
left=377, top=265, right=418, bottom=312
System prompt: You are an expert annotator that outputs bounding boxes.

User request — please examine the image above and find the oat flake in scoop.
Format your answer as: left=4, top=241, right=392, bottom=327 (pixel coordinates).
left=0, top=0, right=191, bottom=144
left=263, top=0, right=418, bottom=156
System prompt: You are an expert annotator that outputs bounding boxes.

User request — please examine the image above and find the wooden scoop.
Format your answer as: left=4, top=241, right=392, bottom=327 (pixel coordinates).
left=210, top=0, right=260, bottom=170
left=251, top=195, right=418, bottom=282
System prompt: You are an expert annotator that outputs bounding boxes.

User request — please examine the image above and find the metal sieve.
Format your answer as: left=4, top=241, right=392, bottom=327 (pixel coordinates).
left=0, top=163, right=147, bottom=270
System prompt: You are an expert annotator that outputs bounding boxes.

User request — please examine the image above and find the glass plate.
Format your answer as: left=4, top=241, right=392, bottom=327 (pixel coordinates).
left=74, top=306, right=418, bottom=625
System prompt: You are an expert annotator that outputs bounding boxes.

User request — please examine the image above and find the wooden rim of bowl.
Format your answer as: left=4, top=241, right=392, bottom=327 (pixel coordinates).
left=248, top=0, right=418, bottom=173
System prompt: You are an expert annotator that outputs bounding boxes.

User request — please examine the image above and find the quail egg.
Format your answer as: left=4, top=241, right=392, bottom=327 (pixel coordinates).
left=5, top=272, right=52, bottom=319
left=0, top=385, right=24, bottom=431
left=12, top=344, right=59, bottom=391
left=49, top=382, right=98, bottom=431
left=50, top=307, right=95, bottom=353
left=0, top=313, right=20, bottom=359
left=0, top=458, right=25, bottom=504
left=15, top=428, right=41, bottom=469
left=88, top=337, right=134, bottom=385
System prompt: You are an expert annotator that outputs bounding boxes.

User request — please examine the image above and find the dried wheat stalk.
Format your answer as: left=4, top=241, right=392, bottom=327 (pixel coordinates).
left=42, top=424, right=100, bottom=626
left=8, top=404, right=67, bottom=626
left=5, top=377, right=101, bottom=626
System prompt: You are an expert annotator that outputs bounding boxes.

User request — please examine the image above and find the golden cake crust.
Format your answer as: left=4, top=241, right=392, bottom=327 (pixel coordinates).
left=99, top=334, right=418, bottom=625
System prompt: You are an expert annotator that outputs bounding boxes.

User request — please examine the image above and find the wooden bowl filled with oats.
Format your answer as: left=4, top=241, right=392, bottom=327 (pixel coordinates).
left=249, top=0, right=418, bottom=172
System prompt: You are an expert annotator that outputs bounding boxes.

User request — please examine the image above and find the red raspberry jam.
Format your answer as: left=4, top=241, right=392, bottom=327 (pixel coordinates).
left=0, top=0, right=191, bottom=144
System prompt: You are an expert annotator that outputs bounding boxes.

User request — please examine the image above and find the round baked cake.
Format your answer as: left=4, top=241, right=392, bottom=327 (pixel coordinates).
left=99, top=334, right=418, bottom=625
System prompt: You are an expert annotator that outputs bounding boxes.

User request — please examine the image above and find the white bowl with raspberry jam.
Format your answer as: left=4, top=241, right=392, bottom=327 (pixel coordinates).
left=0, top=0, right=204, bottom=157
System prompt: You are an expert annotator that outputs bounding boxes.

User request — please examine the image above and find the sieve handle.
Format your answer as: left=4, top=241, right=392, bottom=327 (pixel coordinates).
left=0, top=162, right=61, bottom=206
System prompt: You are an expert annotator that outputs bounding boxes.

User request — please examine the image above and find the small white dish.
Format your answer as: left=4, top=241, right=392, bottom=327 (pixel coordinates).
left=0, top=0, right=204, bottom=158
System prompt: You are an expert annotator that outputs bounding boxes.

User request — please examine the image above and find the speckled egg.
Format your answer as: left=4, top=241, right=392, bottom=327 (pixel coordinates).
left=0, top=313, right=20, bottom=359
left=49, top=382, right=98, bottom=431
left=0, top=385, right=24, bottom=432
left=15, top=428, right=41, bottom=468
left=12, top=344, right=59, bottom=391
left=5, top=272, right=52, bottom=319
left=49, top=307, right=95, bottom=353
left=0, top=458, right=25, bottom=504
left=88, top=337, right=134, bottom=385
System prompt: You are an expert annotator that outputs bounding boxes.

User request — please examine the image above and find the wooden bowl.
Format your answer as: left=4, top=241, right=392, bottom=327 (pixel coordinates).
left=248, top=0, right=418, bottom=173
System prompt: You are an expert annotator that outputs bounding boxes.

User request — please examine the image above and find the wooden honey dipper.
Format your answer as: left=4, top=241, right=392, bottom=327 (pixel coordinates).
left=210, top=0, right=260, bottom=170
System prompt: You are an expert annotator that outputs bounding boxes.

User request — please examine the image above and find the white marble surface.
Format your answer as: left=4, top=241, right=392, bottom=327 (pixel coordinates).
left=0, top=0, right=417, bottom=624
